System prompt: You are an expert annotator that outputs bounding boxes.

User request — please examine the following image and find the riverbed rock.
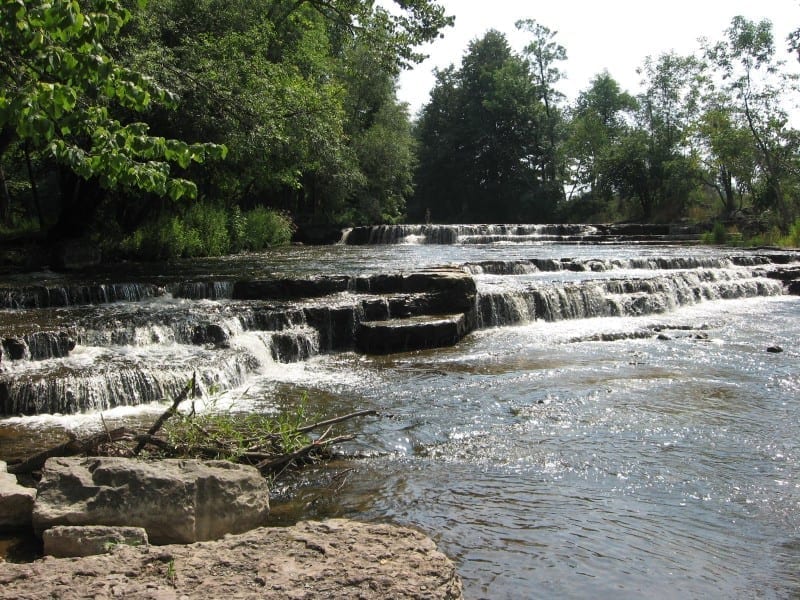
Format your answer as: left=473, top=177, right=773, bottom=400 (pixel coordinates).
left=0, top=460, right=36, bottom=529
left=233, top=275, right=352, bottom=300
left=767, top=346, right=784, bottom=353
left=0, top=519, right=463, bottom=599
left=357, top=314, right=470, bottom=354
left=43, top=525, right=149, bottom=558
left=33, top=457, right=269, bottom=544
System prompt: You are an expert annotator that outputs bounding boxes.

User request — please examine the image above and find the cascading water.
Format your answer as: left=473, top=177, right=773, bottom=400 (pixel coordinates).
left=1, top=237, right=799, bottom=598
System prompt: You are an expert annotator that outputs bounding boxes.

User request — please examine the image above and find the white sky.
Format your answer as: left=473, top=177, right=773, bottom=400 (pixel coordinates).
left=396, top=0, right=800, bottom=116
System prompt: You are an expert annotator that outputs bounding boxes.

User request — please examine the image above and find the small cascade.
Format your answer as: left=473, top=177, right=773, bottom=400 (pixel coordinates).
left=476, top=268, right=786, bottom=328
left=170, top=280, right=235, bottom=300
left=345, top=224, right=607, bottom=245
left=0, top=282, right=163, bottom=309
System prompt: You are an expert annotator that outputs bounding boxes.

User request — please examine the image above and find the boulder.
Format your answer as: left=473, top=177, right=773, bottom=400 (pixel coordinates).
left=33, top=457, right=269, bottom=544
left=0, top=460, right=37, bottom=529
left=0, top=519, right=464, bottom=599
left=43, top=525, right=149, bottom=558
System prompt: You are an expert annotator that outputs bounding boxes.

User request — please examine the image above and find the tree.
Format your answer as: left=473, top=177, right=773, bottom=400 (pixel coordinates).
left=118, top=0, right=450, bottom=227
left=564, top=71, right=636, bottom=215
left=0, top=0, right=225, bottom=234
left=602, top=52, right=702, bottom=220
left=414, top=30, right=550, bottom=223
left=703, top=16, right=800, bottom=227
left=516, top=19, right=568, bottom=205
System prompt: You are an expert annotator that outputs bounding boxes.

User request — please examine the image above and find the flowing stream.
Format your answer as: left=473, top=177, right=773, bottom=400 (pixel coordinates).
left=1, top=228, right=799, bottom=598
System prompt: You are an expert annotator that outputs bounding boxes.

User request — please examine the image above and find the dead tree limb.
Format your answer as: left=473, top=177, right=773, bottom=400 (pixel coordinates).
left=132, top=373, right=196, bottom=457
left=7, top=428, right=133, bottom=475
left=296, top=410, right=378, bottom=434
left=255, top=434, right=356, bottom=475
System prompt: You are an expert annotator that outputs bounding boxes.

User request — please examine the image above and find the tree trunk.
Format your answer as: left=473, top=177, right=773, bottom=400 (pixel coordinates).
left=0, top=163, right=10, bottom=226
left=24, top=143, right=44, bottom=231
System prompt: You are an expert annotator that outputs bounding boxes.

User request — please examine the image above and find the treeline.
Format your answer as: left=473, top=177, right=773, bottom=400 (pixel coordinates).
left=413, top=18, right=800, bottom=236
left=0, top=0, right=450, bottom=257
left=1, top=2, right=800, bottom=258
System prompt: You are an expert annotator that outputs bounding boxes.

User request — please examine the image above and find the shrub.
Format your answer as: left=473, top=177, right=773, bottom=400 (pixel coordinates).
left=118, top=204, right=294, bottom=260
left=183, top=203, right=230, bottom=256
left=242, top=207, right=294, bottom=251
left=702, top=222, right=729, bottom=245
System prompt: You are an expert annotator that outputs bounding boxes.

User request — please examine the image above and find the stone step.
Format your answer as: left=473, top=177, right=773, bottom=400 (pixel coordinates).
left=356, top=313, right=470, bottom=354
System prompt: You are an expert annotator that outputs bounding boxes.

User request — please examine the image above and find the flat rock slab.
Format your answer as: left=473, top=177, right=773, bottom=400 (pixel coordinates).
left=43, top=525, right=149, bottom=558
left=0, top=519, right=464, bottom=599
left=357, top=313, right=469, bottom=354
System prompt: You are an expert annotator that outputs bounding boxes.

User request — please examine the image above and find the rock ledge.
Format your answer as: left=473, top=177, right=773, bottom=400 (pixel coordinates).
left=0, top=519, right=463, bottom=599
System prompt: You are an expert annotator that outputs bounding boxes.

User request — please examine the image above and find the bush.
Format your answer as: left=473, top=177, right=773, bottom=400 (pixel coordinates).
left=702, top=222, right=729, bottom=245
left=183, top=203, right=230, bottom=256
left=782, top=218, right=800, bottom=248
left=242, top=207, right=294, bottom=251
left=118, top=203, right=294, bottom=260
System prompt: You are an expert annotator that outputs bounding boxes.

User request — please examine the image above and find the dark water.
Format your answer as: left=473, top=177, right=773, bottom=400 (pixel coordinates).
left=1, top=240, right=798, bottom=598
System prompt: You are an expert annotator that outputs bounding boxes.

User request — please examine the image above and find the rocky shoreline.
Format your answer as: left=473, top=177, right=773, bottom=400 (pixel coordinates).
left=0, top=457, right=463, bottom=599
left=0, top=519, right=463, bottom=599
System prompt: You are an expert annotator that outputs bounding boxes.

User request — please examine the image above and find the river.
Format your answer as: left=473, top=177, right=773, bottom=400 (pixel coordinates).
left=1, top=228, right=798, bottom=598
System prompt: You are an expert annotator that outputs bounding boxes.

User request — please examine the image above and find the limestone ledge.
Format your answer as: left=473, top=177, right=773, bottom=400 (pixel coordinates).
left=0, top=519, right=464, bottom=600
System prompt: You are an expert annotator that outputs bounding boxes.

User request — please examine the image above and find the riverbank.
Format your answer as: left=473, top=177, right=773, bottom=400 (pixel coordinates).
left=0, top=519, right=463, bottom=599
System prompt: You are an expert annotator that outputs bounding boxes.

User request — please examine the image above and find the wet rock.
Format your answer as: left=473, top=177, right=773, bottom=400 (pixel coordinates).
left=33, top=457, right=269, bottom=544
left=43, top=525, right=149, bottom=558
left=788, top=281, right=800, bottom=296
left=191, top=323, right=231, bottom=348
left=304, top=305, right=358, bottom=351
left=657, top=334, right=672, bottom=341
left=0, top=520, right=463, bottom=599
left=25, top=331, right=75, bottom=360
left=767, top=346, right=784, bottom=353
left=269, top=331, right=316, bottom=362
left=1, top=337, right=28, bottom=360
left=357, top=314, right=470, bottom=354
left=765, top=267, right=800, bottom=282
left=233, top=276, right=351, bottom=300
left=0, top=460, right=37, bottom=530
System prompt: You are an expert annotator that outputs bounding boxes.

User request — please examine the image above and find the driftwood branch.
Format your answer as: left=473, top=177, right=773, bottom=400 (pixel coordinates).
left=255, top=434, right=356, bottom=475
left=132, top=373, right=196, bottom=457
left=7, top=428, right=133, bottom=475
left=296, top=410, right=378, bottom=434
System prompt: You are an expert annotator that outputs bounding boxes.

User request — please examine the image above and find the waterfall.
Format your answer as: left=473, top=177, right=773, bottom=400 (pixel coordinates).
left=341, top=223, right=669, bottom=245
left=1, top=248, right=794, bottom=416
left=475, top=269, right=786, bottom=328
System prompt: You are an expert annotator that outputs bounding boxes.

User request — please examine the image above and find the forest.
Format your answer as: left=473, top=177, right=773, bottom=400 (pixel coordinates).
left=2, top=0, right=800, bottom=259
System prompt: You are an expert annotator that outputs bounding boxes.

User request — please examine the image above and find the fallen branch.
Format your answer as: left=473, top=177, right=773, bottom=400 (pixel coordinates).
left=132, top=373, right=196, bottom=457
left=7, top=375, right=378, bottom=483
left=8, top=428, right=134, bottom=475
left=255, top=434, right=356, bottom=476
left=296, top=409, right=378, bottom=434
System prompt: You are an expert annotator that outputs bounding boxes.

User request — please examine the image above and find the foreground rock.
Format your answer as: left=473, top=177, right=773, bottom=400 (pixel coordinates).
left=0, top=519, right=464, bottom=599
left=33, top=457, right=269, bottom=544
left=0, top=460, right=36, bottom=529
left=43, top=525, right=149, bottom=558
